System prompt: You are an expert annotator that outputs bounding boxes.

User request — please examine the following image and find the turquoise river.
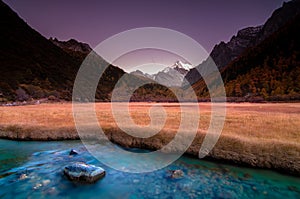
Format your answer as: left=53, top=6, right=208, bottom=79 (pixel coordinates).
left=0, top=139, right=299, bottom=199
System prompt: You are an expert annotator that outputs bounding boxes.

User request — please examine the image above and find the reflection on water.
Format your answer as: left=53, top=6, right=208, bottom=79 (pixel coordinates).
left=0, top=139, right=299, bottom=199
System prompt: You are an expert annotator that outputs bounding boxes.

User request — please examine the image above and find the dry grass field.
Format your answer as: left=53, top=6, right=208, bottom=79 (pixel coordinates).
left=0, top=102, right=299, bottom=174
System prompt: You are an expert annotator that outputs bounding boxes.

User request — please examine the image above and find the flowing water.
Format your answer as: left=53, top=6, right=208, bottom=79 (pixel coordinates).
left=0, top=139, right=299, bottom=199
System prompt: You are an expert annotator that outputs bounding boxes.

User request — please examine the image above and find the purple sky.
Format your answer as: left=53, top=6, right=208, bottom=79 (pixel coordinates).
left=4, top=0, right=286, bottom=53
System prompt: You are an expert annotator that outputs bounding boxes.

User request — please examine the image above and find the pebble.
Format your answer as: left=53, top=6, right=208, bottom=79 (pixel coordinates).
left=33, top=183, right=42, bottom=190
left=288, top=186, right=297, bottom=191
left=243, top=173, right=251, bottom=178
left=18, top=174, right=27, bottom=180
left=46, top=187, right=57, bottom=195
left=42, top=179, right=51, bottom=186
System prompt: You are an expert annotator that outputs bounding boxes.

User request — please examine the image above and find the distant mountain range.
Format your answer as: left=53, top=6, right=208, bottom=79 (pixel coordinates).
left=1, top=0, right=300, bottom=102
left=130, top=61, right=193, bottom=87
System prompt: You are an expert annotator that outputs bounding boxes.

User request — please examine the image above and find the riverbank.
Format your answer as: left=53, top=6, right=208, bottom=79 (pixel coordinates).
left=0, top=103, right=299, bottom=176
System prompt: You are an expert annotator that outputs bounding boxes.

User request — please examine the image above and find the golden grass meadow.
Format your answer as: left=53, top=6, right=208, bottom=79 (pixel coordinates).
left=0, top=102, right=299, bottom=174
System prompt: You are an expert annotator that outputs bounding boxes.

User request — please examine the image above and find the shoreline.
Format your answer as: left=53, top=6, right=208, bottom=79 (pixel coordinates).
left=0, top=128, right=299, bottom=177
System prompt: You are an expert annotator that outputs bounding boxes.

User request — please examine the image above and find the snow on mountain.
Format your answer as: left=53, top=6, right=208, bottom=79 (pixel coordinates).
left=130, top=70, right=154, bottom=79
left=172, top=61, right=193, bottom=71
left=130, top=61, right=193, bottom=87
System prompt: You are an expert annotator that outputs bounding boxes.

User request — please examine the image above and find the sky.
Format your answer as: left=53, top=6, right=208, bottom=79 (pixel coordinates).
left=4, top=0, right=287, bottom=74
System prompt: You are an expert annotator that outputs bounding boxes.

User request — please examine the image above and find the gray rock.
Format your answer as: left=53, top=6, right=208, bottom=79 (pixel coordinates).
left=170, top=169, right=184, bottom=179
left=64, top=162, right=105, bottom=183
left=69, top=149, right=79, bottom=155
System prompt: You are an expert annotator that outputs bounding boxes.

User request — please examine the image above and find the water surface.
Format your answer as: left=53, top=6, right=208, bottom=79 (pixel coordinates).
left=0, top=139, right=299, bottom=199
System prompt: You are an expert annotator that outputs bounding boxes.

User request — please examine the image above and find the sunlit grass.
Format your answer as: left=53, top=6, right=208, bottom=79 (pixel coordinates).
left=0, top=102, right=299, bottom=172
left=0, top=103, right=299, bottom=142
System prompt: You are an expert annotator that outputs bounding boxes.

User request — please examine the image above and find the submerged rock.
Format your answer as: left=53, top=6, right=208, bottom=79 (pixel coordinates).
left=243, top=173, right=251, bottom=179
left=170, top=170, right=184, bottom=179
left=42, top=179, right=51, bottom=186
left=64, top=162, right=105, bottom=183
left=69, top=149, right=79, bottom=155
left=33, top=183, right=42, bottom=190
left=18, top=173, right=27, bottom=180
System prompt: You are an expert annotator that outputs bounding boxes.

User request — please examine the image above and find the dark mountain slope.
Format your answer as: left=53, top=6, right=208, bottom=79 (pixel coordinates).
left=255, top=0, right=300, bottom=44
left=193, top=14, right=300, bottom=101
left=0, top=1, right=79, bottom=100
left=185, top=0, right=300, bottom=85
left=50, top=38, right=178, bottom=102
left=0, top=1, right=177, bottom=102
left=185, top=26, right=262, bottom=85
left=0, top=1, right=130, bottom=102
left=222, top=14, right=300, bottom=100
left=49, top=38, right=92, bottom=62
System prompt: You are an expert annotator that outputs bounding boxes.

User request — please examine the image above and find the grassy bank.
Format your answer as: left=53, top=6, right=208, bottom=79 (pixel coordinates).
left=0, top=103, right=299, bottom=175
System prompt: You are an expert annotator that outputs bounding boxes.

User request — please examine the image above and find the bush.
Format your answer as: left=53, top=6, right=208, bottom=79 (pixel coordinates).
left=48, top=95, right=57, bottom=101
left=15, top=88, right=29, bottom=101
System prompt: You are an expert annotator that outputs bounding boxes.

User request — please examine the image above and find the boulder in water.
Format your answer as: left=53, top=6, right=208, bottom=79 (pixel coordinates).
left=64, top=162, right=105, bottom=183
left=69, top=149, right=79, bottom=155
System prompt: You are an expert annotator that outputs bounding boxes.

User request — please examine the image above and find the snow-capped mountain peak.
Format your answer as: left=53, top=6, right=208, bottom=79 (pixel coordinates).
left=172, top=61, right=193, bottom=70
left=130, top=61, right=194, bottom=87
left=162, top=67, right=171, bottom=73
